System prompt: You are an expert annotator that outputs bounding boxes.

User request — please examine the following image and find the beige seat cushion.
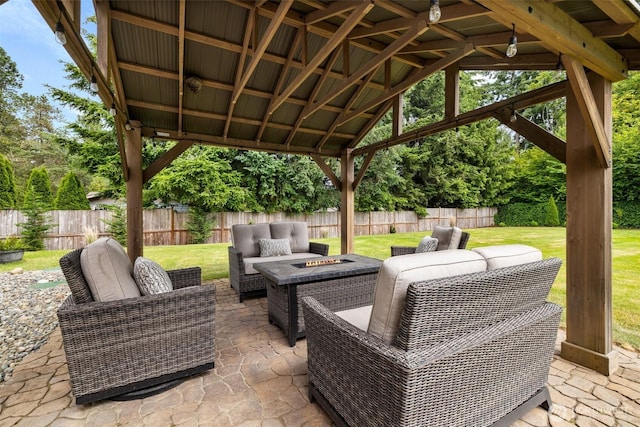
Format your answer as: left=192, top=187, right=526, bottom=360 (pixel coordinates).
left=336, top=305, right=373, bottom=332
left=367, top=250, right=487, bottom=345
left=472, top=244, right=542, bottom=270
left=431, top=226, right=463, bottom=250
left=80, top=237, right=141, bottom=302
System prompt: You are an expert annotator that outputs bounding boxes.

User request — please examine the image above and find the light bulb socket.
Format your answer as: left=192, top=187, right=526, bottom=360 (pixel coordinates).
left=54, top=21, right=67, bottom=45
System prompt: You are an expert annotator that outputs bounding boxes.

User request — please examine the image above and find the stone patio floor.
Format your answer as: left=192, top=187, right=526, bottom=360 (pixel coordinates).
left=0, top=278, right=639, bottom=427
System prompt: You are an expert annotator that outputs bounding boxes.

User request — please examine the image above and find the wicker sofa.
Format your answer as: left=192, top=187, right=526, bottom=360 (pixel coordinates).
left=58, top=240, right=215, bottom=404
left=228, top=221, right=329, bottom=302
left=390, top=225, right=470, bottom=256
left=302, top=245, right=562, bottom=427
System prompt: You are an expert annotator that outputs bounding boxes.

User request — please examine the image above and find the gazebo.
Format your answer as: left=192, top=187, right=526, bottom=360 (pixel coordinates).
left=29, top=0, right=640, bottom=377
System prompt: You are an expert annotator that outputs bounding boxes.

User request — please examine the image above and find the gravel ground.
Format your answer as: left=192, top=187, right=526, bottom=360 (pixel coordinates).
left=0, top=268, right=70, bottom=382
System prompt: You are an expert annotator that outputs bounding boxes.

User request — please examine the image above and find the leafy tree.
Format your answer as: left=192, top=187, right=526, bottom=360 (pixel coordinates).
left=612, top=72, right=640, bottom=202
left=0, top=153, right=17, bottom=208
left=54, top=172, right=90, bottom=210
left=149, top=146, right=252, bottom=212
left=545, top=195, right=560, bottom=226
left=22, top=166, right=54, bottom=210
left=505, top=147, right=566, bottom=204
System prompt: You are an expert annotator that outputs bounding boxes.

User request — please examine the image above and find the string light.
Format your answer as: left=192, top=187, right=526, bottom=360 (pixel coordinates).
left=429, top=0, right=441, bottom=23
left=90, top=73, right=99, bottom=93
left=109, top=103, right=117, bottom=116
left=54, top=7, right=66, bottom=45
left=506, top=24, right=518, bottom=58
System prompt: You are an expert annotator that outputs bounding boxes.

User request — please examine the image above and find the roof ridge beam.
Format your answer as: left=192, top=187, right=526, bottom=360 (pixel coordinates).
left=268, top=0, right=375, bottom=115
left=476, top=0, right=628, bottom=81
left=339, top=44, right=475, bottom=126
left=303, top=19, right=428, bottom=120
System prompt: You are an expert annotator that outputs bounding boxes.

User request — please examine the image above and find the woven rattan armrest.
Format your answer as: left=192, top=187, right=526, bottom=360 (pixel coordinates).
left=390, top=246, right=416, bottom=257
left=167, top=267, right=201, bottom=289
left=309, top=242, right=329, bottom=256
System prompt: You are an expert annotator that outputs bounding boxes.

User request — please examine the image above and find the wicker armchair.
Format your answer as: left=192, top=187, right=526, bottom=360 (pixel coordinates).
left=391, top=229, right=470, bottom=256
left=302, top=258, right=562, bottom=427
left=58, top=248, right=215, bottom=404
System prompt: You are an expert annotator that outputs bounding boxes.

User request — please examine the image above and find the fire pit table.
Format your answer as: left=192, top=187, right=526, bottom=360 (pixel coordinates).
left=253, top=254, right=382, bottom=346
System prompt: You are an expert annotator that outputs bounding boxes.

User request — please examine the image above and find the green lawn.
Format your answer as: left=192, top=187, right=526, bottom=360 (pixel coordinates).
left=2, top=227, right=639, bottom=349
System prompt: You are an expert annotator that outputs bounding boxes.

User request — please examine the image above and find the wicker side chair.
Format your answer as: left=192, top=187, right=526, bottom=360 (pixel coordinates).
left=58, top=248, right=215, bottom=404
left=302, top=258, right=562, bottom=427
left=391, top=229, right=470, bottom=256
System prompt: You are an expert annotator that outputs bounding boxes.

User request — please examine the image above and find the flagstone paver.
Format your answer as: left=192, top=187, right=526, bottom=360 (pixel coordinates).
left=0, top=278, right=639, bottom=426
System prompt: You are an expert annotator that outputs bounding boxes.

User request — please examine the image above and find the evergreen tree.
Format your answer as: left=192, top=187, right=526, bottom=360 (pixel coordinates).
left=544, top=195, right=560, bottom=226
left=0, top=154, right=17, bottom=208
left=186, top=207, right=215, bottom=244
left=18, top=191, right=52, bottom=251
left=102, top=204, right=127, bottom=246
left=54, top=172, right=90, bottom=210
left=22, top=166, right=54, bottom=209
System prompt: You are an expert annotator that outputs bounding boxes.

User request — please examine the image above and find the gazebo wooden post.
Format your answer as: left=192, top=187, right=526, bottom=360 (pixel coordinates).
left=125, top=120, right=144, bottom=263
left=340, top=149, right=355, bottom=254
left=561, top=73, right=617, bottom=375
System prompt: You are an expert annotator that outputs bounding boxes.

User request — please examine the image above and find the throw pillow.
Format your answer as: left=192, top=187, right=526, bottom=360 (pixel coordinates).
left=133, top=257, right=174, bottom=295
left=259, top=238, right=292, bottom=257
left=415, top=236, right=439, bottom=253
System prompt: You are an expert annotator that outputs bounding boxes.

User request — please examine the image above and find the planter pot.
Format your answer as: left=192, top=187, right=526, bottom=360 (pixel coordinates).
left=0, top=250, right=24, bottom=264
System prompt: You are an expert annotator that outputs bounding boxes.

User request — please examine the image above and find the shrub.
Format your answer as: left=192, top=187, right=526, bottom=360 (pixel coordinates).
left=612, top=202, right=640, bottom=228
left=54, top=172, right=90, bottom=210
left=544, top=196, right=560, bottom=226
left=495, top=201, right=566, bottom=227
left=102, top=204, right=127, bottom=246
left=0, top=236, right=25, bottom=251
left=0, top=154, right=17, bottom=209
left=186, top=207, right=215, bottom=244
left=415, top=206, right=428, bottom=218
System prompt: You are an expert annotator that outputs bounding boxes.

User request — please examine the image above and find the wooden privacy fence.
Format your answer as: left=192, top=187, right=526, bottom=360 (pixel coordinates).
left=0, top=207, right=497, bottom=250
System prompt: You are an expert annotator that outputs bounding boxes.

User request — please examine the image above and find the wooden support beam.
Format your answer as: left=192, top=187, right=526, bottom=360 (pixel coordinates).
left=143, top=141, right=195, bottom=183
left=562, top=56, right=612, bottom=168
left=340, top=149, right=355, bottom=254
left=493, top=109, right=566, bottom=163
left=594, top=0, right=640, bottom=42
left=349, top=99, right=394, bottom=149
left=231, top=1, right=291, bottom=105
left=310, top=154, right=341, bottom=191
left=305, top=1, right=358, bottom=25
left=445, top=64, right=459, bottom=118
left=353, top=151, right=375, bottom=190
left=302, top=19, right=428, bottom=120
left=476, top=0, right=628, bottom=81
left=177, top=0, right=186, bottom=136
left=354, top=80, right=567, bottom=156
left=269, top=0, right=374, bottom=115
left=95, top=0, right=110, bottom=84
left=224, top=7, right=256, bottom=139
left=562, top=73, right=617, bottom=376
left=392, top=93, right=403, bottom=138
left=339, top=44, right=475, bottom=126
left=125, top=121, right=143, bottom=262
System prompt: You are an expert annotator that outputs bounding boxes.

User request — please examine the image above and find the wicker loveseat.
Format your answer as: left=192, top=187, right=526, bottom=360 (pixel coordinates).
left=302, top=245, right=562, bottom=426
left=228, top=221, right=329, bottom=302
left=58, top=239, right=215, bottom=404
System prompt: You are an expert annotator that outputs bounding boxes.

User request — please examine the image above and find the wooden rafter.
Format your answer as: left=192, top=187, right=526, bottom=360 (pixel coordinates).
left=305, top=1, right=356, bottom=25
left=268, top=0, right=375, bottom=115
left=310, top=154, right=341, bottom=190
left=128, top=99, right=355, bottom=140
left=354, top=80, right=568, bottom=156
left=284, top=48, right=342, bottom=146
left=316, top=66, right=380, bottom=150
left=339, top=44, right=475, bottom=126
left=177, top=0, right=186, bottom=136
left=353, top=150, right=375, bottom=190
left=224, top=7, right=256, bottom=139
left=349, top=98, right=394, bottom=149
left=256, top=29, right=303, bottom=143
left=302, top=19, right=428, bottom=120
left=594, top=0, right=640, bottom=42
left=476, top=0, right=628, bottom=81
left=562, top=56, right=612, bottom=168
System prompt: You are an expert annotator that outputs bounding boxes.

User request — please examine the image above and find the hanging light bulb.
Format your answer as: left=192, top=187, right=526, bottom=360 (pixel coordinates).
left=90, top=74, right=99, bottom=93
left=109, top=103, right=117, bottom=116
left=506, top=24, right=518, bottom=58
left=429, top=0, right=441, bottom=23
left=510, top=108, right=517, bottom=123
left=54, top=20, right=67, bottom=45
left=125, top=120, right=133, bottom=131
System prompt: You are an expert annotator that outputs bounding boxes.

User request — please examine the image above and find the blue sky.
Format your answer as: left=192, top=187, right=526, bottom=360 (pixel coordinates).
left=0, top=0, right=96, bottom=124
